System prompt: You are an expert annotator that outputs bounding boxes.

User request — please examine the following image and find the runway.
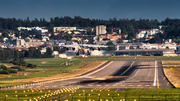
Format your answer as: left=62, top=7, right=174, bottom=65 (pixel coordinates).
left=2, top=61, right=173, bottom=90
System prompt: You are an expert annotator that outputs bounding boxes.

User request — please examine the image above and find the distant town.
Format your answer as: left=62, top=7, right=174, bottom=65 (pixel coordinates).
left=0, top=17, right=180, bottom=59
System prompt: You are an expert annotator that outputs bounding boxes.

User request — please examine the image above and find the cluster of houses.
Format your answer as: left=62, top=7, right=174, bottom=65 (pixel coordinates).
left=0, top=25, right=179, bottom=57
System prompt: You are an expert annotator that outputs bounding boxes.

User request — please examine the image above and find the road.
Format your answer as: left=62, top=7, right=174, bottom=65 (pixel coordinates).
left=2, top=61, right=173, bottom=90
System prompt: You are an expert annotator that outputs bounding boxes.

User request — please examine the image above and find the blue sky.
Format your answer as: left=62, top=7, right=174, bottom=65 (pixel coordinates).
left=0, top=0, right=180, bottom=21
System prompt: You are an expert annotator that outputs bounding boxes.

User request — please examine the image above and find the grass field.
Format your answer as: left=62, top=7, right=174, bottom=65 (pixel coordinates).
left=0, top=57, right=98, bottom=87
left=1, top=88, right=180, bottom=101
left=25, top=58, right=69, bottom=66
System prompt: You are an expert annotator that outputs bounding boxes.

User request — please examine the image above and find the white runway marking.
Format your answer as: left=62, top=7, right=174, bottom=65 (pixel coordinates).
left=113, top=85, right=117, bottom=86
left=121, top=61, right=134, bottom=76
left=85, top=62, right=113, bottom=76
left=53, top=85, right=57, bottom=87
left=129, top=85, right=133, bottom=86
left=137, top=85, right=141, bottom=86
left=153, top=61, right=157, bottom=86
left=87, top=85, right=93, bottom=86
left=105, top=85, right=109, bottom=86
left=45, top=86, right=49, bottom=88
left=96, top=85, right=101, bottom=86
left=145, top=85, right=149, bottom=86
left=121, top=85, right=125, bottom=86
left=36, top=86, right=41, bottom=88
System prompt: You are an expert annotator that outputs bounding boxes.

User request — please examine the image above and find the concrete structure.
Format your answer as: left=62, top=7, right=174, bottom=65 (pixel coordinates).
left=91, top=50, right=104, bottom=56
left=113, top=49, right=176, bottom=56
left=96, top=25, right=107, bottom=36
left=116, top=43, right=176, bottom=51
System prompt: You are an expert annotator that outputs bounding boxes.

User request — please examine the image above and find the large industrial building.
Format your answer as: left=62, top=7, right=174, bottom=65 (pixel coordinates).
left=113, top=49, right=176, bottom=56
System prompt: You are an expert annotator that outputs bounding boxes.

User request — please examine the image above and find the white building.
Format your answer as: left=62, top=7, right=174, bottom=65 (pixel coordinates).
left=96, top=25, right=107, bottom=36
left=18, top=26, right=48, bottom=33
left=136, top=29, right=163, bottom=39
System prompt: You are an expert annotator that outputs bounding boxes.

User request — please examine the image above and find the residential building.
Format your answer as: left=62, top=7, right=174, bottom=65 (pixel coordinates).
left=25, top=42, right=44, bottom=48
left=11, top=39, right=25, bottom=46
left=136, top=29, right=163, bottom=39
left=96, top=25, right=107, bottom=36
left=18, top=27, right=48, bottom=34
left=53, top=27, right=76, bottom=35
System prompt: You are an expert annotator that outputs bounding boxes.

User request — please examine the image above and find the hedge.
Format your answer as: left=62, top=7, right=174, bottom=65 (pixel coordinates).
left=0, top=70, right=9, bottom=74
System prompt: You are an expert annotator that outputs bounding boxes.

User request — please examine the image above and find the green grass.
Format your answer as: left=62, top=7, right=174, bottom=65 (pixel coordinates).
left=0, top=63, right=13, bottom=66
left=60, top=88, right=180, bottom=101
left=25, top=58, right=68, bottom=66
left=1, top=88, right=180, bottom=101
left=0, top=88, right=74, bottom=101
left=0, top=57, right=95, bottom=87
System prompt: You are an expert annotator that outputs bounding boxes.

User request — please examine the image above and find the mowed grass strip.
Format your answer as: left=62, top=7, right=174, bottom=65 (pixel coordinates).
left=25, top=58, right=68, bottom=66
left=162, top=61, right=180, bottom=65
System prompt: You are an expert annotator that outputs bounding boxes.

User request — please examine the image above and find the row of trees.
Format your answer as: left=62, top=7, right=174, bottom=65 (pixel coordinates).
left=0, top=47, right=53, bottom=61
left=0, top=16, right=160, bottom=31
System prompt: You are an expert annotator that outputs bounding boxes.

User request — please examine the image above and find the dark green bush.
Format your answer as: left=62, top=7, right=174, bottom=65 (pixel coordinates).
left=7, top=69, right=17, bottom=73
left=0, top=70, right=9, bottom=74
left=1, top=65, right=7, bottom=70
left=27, top=63, right=37, bottom=68
left=17, top=68, right=25, bottom=71
left=12, top=58, right=27, bottom=66
left=10, top=66, right=21, bottom=69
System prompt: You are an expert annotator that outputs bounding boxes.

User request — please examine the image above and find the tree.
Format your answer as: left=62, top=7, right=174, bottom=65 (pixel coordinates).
left=53, top=45, right=60, bottom=51
left=106, top=41, right=115, bottom=51
left=136, top=45, right=140, bottom=49
left=117, top=40, right=123, bottom=43
left=129, top=46, right=134, bottom=49
left=1, top=65, right=7, bottom=70
left=45, top=47, right=53, bottom=57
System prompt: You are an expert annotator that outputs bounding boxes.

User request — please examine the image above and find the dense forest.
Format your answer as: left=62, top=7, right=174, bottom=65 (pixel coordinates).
left=0, top=16, right=180, bottom=42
